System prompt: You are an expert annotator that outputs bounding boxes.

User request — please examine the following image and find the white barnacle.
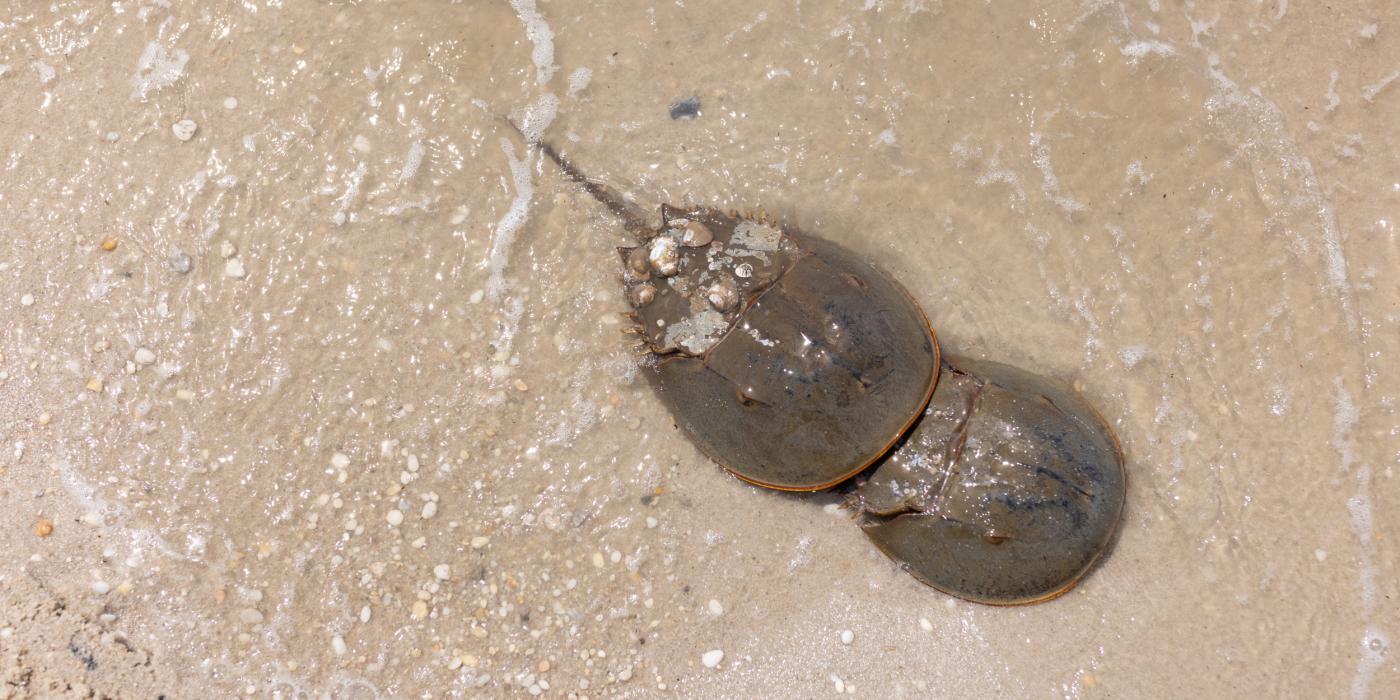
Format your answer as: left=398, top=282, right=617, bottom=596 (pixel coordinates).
left=626, top=246, right=652, bottom=280
left=629, top=283, right=656, bottom=307
left=706, top=279, right=739, bottom=312
left=681, top=220, right=714, bottom=247
left=649, top=236, right=680, bottom=277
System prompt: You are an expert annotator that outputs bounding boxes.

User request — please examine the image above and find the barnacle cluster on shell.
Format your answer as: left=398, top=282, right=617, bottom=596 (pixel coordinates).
left=623, top=222, right=708, bottom=311
left=622, top=210, right=798, bottom=356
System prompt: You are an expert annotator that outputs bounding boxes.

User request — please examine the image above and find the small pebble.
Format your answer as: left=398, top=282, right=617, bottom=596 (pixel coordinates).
left=172, top=119, right=198, bottom=141
left=169, top=252, right=192, bottom=273
left=701, top=649, right=724, bottom=668
left=360, top=606, right=371, bottom=623
left=34, top=518, right=53, bottom=537
left=421, top=501, right=437, bottom=519
left=645, top=516, right=658, bottom=528
left=831, top=674, right=846, bottom=693
left=670, top=96, right=702, bottom=120
left=919, top=617, right=933, bottom=632
left=85, top=378, right=104, bottom=393
left=386, top=509, right=404, bottom=526
left=223, top=96, right=239, bottom=109
left=37, top=412, right=51, bottom=426
left=434, top=564, right=451, bottom=581
left=470, top=535, right=490, bottom=549
left=133, top=348, right=156, bottom=365
left=840, top=629, right=854, bottom=645
left=219, top=240, right=237, bottom=259
left=91, top=581, right=110, bottom=595
left=708, top=599, right=723, bottom=616
left=99, top=236, right=119, bottom=251
left=224, top=258, right=246, bottom=279
left=20, top=293, right=34, bottom=307
left=330, top=452, right=350, bottom=469
left=331, top=635, right=347, bottom=655
left=411, top=600, right=428, bottom=619
left=239, top=608, right=264, bottom=625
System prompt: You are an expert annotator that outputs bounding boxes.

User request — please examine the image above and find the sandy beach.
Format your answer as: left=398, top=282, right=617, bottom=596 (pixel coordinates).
left=1, top=1, right=1396, bottom=697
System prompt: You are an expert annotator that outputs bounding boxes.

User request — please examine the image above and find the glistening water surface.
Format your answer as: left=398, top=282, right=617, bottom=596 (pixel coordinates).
left=1, top=1, right=1396, bottom=698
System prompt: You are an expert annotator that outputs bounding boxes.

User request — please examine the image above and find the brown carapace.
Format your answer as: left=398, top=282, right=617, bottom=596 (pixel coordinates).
left=517, top=129, right=1125, bottom=605
left=622, top=206, right=939, bottom=492
left=852, top=356, right=1126, bottom=605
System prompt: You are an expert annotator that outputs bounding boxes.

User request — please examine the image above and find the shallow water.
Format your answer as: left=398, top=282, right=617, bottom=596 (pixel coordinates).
left=1, top=1, right=1396, bottom=697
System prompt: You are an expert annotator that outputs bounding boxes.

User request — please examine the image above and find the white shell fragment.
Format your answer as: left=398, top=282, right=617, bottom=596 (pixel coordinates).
left=701, top=649, right=724, bottom=668
left=172, top=119, right=198, bottom=141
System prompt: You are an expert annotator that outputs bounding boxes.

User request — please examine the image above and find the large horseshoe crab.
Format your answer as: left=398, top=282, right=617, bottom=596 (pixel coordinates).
left=513, top=128, right=1125, bottom=604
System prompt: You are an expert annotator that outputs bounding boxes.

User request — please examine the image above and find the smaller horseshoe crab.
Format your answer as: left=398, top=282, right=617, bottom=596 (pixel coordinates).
left=851, top=356, right=1125, bottom=605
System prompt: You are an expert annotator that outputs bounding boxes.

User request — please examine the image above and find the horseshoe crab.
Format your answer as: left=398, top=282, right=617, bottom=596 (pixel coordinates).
left=517, top=129, right=1124, bottom=604
left=529, top=140, right=939, bottom=491
left=852, top=356, right=1125, bottom=604
left=624, top=208, right=941, bottom=491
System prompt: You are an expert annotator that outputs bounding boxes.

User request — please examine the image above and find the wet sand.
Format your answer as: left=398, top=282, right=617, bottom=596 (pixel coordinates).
left=1, top=1, right=1396, bottom=697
